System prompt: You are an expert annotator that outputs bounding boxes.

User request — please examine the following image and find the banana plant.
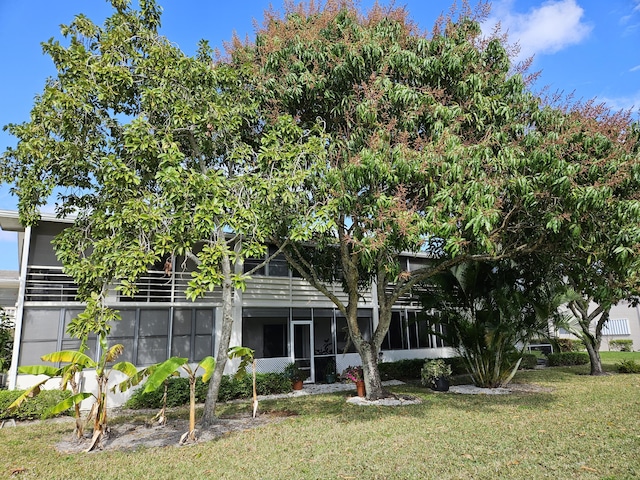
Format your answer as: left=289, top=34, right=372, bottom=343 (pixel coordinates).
left=142, top=356, right=215, bottom=444
left=111, top=363, right=177, bottom=426
left=8, top=357, right=89, bottom=439
left=228, top=346, right=257, bottom=418
left=7, top=344, right=136, bottom=451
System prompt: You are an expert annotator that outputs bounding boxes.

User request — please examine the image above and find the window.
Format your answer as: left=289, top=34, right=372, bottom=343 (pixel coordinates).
left=382, top=310, right=447, bottom=350
left=242, top=308, right=289, bottom=358
left=602, top=318, right=630, bottom=336
left=172, top=308, right=215, bottom=361
left=243, top=246, right=290, bottom=277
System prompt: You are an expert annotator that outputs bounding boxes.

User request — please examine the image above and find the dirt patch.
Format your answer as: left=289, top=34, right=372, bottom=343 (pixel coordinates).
left=55, top=411, right=294, bottom=453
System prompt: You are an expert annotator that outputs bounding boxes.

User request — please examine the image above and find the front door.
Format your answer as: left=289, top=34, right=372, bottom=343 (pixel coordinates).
left=291, top=321, right=314, bottom=382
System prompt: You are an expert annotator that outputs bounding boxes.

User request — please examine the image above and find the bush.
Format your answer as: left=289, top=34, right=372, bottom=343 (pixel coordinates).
left=519, top=353, right=538, bottom=370
left=0, top=389, right=70, bottom=420
left=125, top=373, right=291, bottom=409
left=379, top=357, right=467, bottom=381
left=610, top=339, right=633, bottom=352
left=555, top=338, right=585, bottom=352
left=616, top=359, right=640, bottom=373
left=547, top=352, right=589, bottom=367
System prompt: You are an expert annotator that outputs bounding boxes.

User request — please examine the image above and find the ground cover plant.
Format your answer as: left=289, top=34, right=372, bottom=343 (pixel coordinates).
left=1, top=367, right=639, bottom=479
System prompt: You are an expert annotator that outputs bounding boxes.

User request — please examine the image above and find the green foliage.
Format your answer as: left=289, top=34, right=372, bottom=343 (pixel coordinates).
left=0, top=310, right=13, bottom=372
left=378, top=358, right=466, bottom=380
left=283, top=362, right=307, bottom=382
left=0, top=389, right=70, bottom=420
left=421, top=360, right=452, bottom=387
left=554, top=338, right=585, bottom=352
left=421, top=260, right=563, bottom=388
left=124, top=373, right=291, bottom=409
left=519, top=353, right=539, bottom=370
left=615, top=359, right=640, bottom=373
left=547, top=352, right=590, bottom=366
left=610, top=339, right=633, bottom=352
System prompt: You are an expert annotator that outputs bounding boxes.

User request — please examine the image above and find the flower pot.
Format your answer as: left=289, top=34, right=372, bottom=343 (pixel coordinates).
left=292, top=379, right=304, bottom=390
left=431, top=377, right=450, bottom=392
left=356, top=380, right=365, bottom=397
left=325, top=373, right=336, bottom=384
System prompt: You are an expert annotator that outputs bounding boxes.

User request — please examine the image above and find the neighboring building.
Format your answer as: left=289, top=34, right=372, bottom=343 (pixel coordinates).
left=0, top=270, right=19, bottom=320
left=0, top=210, right=451, bottom=405
left=555, top=300, right=640, bottom=351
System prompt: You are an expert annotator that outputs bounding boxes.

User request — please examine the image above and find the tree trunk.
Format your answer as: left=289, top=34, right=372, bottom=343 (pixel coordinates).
left=359, top=341, right=385, bottom=400
left=201, top=252, right=234, bottom=426
left=584, top=336, right=605, bottom=375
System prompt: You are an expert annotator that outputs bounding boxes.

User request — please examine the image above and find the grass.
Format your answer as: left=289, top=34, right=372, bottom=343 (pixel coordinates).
left=2, top=366, right=640, bottom=479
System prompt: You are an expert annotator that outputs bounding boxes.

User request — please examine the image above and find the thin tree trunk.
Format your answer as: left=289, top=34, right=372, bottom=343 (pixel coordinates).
left=201, top=251, right=234, bottom=426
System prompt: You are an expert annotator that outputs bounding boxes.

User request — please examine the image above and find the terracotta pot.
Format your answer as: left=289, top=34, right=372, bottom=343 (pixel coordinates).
left=356, top=380, right=365, bottom=397
left=292, top=379, right=304, bottom=390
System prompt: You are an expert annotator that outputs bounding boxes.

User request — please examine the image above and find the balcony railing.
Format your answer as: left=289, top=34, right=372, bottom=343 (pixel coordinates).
left=25, top=266, right=199, bottom=303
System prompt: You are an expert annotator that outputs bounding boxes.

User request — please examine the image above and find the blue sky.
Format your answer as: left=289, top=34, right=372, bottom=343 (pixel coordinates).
left=0, top=0, right=638, bottom=270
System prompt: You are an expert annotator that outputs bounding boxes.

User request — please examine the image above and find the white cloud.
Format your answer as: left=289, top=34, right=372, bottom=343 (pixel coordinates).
left=486, top=0, right=592, bottom=61
left=631, top=65, right=640, bottom=72
left=599, top=91, right=640, bottom=113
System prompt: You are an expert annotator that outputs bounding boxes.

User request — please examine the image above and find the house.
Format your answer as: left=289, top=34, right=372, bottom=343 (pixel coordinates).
left=0, top=209, right=451, bottom=405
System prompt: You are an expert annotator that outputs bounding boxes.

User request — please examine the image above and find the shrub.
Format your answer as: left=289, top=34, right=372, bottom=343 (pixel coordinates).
left=547, top=352, right=589, bottom=366
left=0, top=389, right=70, bottom=420
left=555, top=338, right=585, bottom=352
left=519, top=353, right=538, bottom=370
left=379, top=357, right=466, bottom=381
left=610, top=339, right=633, bottom=352
left=616, top=359, right=640, bottom=373
left=125, top=373, right=291, bottom=409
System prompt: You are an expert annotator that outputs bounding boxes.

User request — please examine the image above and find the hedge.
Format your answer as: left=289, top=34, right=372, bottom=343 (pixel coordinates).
left=616, top=359, right=640, bottom=373
left=610, top=339, right=633, bottom=352
left=124, top=372, right=291, bottom=409
left=519, top=353, right=538, bottom=370
left=546, top=352, right=590, bottom=366
left=0, top=389, right=71, bottom=421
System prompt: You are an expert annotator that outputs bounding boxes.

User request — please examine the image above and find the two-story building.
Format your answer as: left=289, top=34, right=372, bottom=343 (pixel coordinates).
left=0, top=210, right=451, bottom=404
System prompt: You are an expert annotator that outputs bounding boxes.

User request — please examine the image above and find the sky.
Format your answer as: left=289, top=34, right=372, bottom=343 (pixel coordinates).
left=0, top=0, right=638, bottom=271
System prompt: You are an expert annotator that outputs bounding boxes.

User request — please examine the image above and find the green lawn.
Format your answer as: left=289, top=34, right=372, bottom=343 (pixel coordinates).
left=2, top=366, right=640, bottom=479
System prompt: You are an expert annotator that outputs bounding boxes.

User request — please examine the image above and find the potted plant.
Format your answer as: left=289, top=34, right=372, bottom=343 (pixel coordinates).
left=341, top=365, right=365, bottom=397
left=421, top=359, right=452, bottom=392
left=284, top=362, right=307, bottom=390
left=324, top=359, right=337, bottom=384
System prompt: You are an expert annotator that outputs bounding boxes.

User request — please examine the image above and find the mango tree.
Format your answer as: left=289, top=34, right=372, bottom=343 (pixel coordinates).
left=234, top=2, right=640, bottom=399
left=0, top=0, right=325, bottom=426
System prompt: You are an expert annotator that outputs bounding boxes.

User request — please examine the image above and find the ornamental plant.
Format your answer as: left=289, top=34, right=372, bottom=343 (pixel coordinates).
left=421, top=359, right=452, bottom=388
left=341, top=366, right=364, bottom=383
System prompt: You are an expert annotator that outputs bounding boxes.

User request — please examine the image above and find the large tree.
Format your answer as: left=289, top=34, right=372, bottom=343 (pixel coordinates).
left=232, top=2, right=640, bottom=399
left=0, top=0, right=324, bottom=423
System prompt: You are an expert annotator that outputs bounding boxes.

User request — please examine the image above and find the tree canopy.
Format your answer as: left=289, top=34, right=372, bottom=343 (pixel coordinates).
left=228, top=1, right=640, bottom=398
